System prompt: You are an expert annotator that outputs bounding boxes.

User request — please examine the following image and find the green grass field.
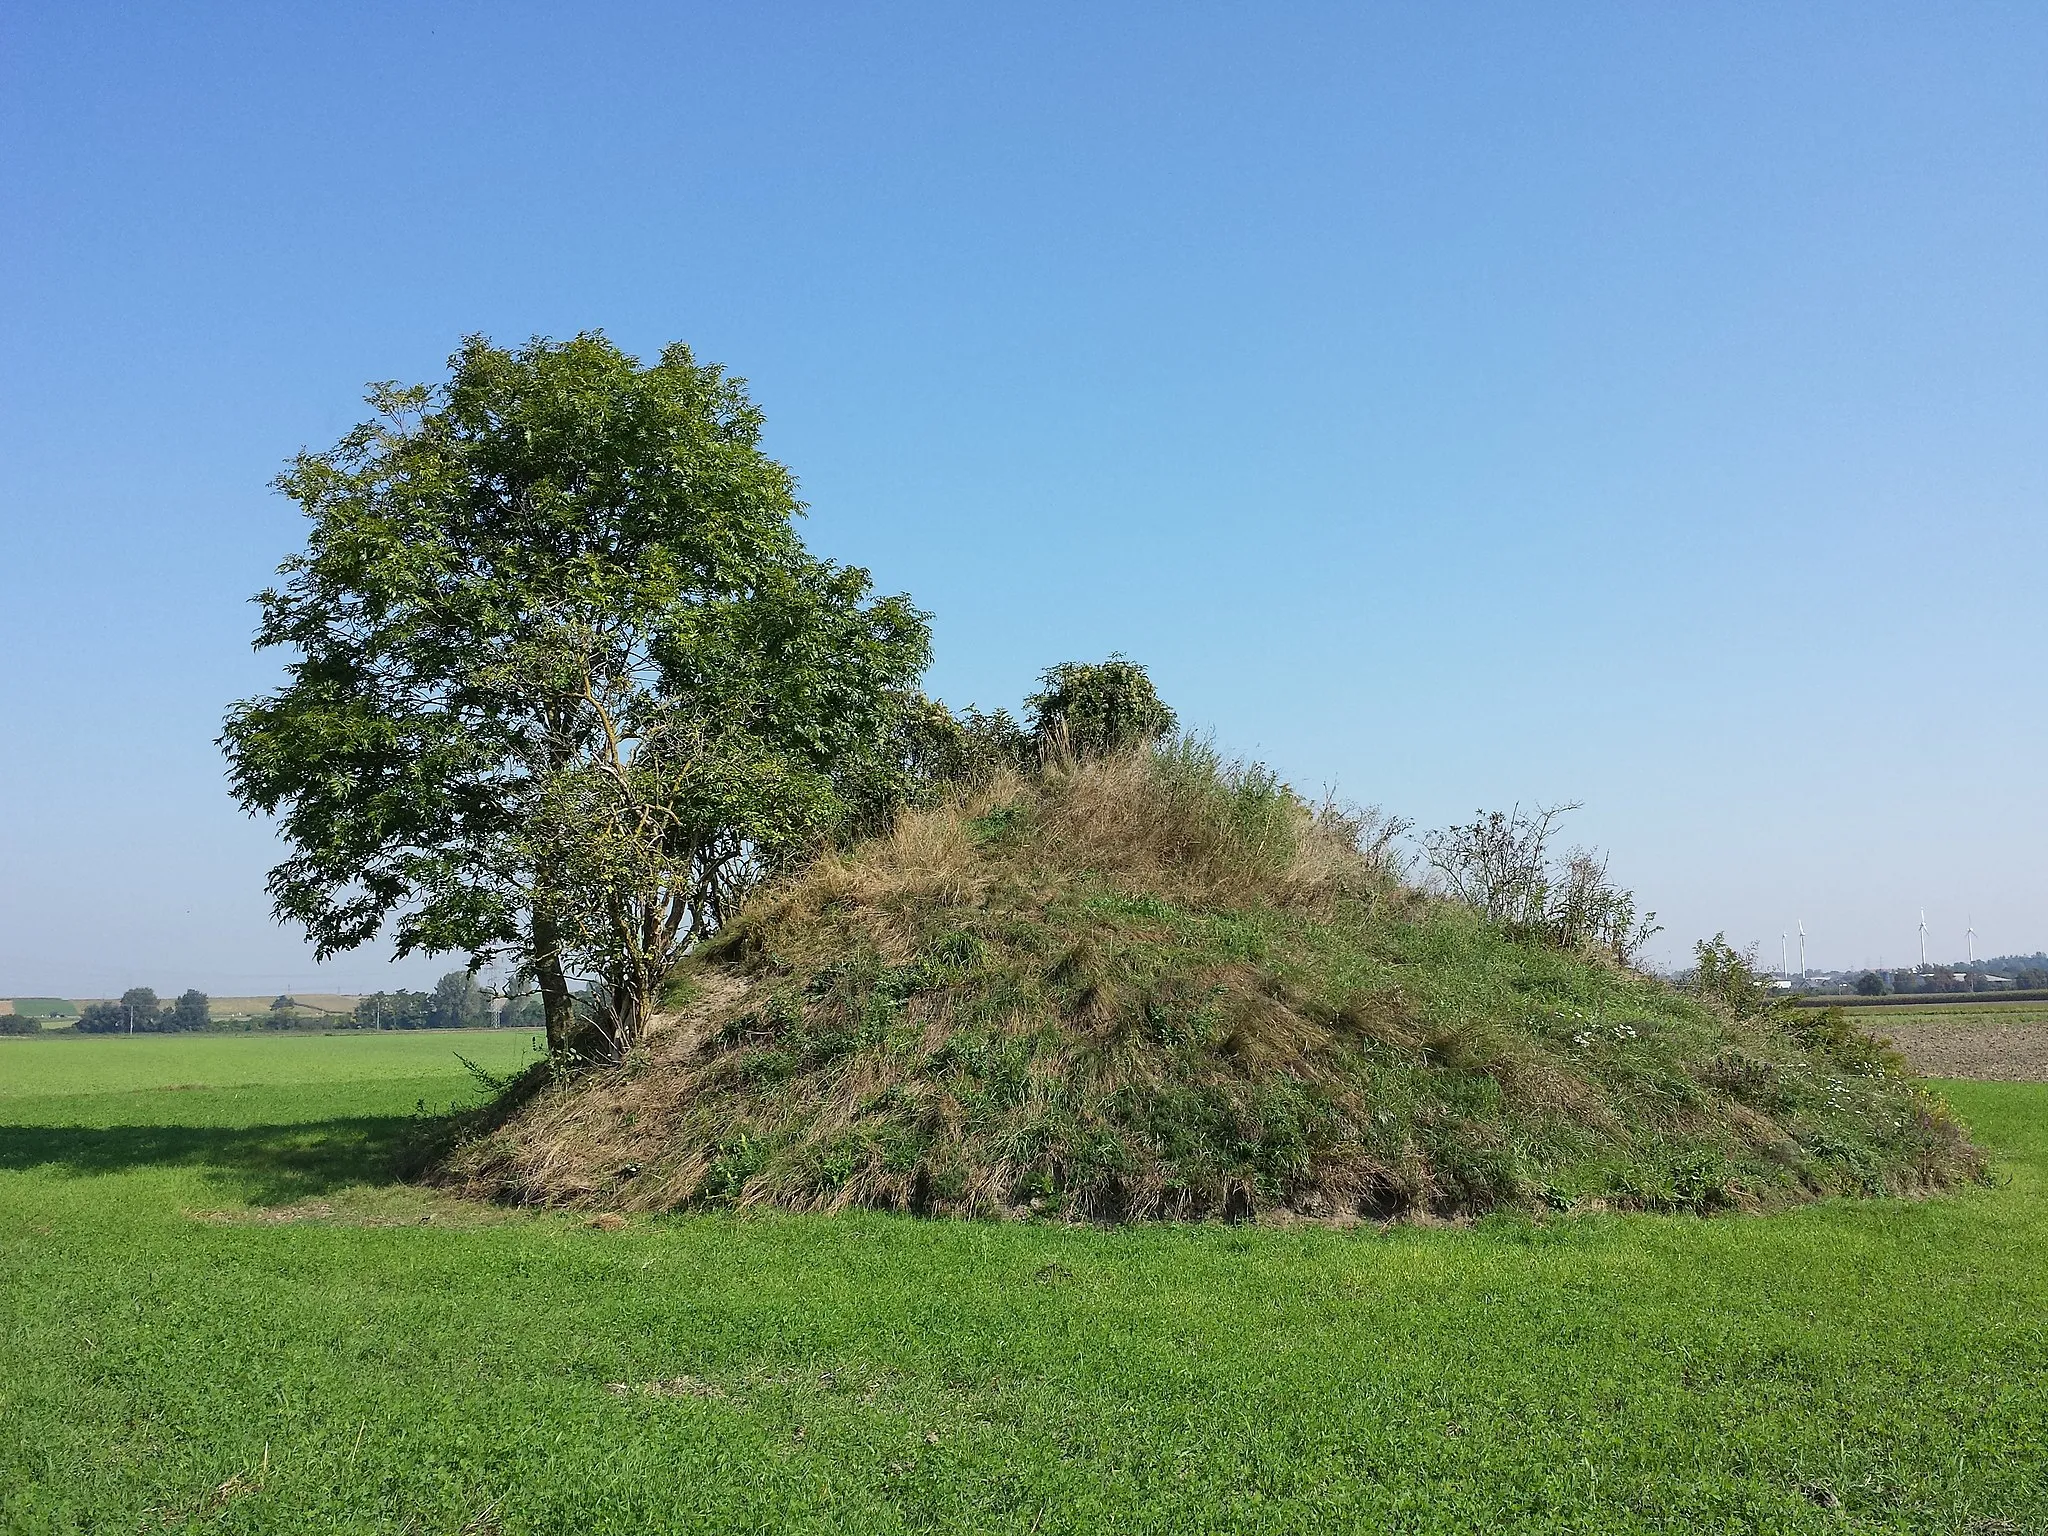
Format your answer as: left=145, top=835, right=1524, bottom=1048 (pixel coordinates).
left=2, top=1034, right=2044, bottom=1533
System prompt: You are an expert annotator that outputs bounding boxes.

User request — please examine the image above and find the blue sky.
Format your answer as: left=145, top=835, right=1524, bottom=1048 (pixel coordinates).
left=2, top=3, right=2042, bottom=995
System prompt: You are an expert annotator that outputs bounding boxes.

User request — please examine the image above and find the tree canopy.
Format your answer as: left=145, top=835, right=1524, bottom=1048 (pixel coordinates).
left=76, top=987, right=209, bottom=1033
left=222, top=334, right=931, bottom=1052
left=1026, top=657, right=1177, bottom=761
left=429, top=971, right=494, bottom=1030
left=351, top=974, right=497, bottom=1029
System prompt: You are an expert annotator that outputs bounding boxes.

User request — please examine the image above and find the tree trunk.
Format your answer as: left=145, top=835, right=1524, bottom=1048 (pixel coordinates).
left=609, top=984, right=644, bottom=1056
left=530, top=905, right=575, bottom=1056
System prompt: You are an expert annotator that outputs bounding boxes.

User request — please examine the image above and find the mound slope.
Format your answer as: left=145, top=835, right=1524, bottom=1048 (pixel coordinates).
left=444, top=750, right=1983, bottom=1221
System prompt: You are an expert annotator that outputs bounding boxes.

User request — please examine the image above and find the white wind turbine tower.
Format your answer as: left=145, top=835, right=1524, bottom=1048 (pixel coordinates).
left=1781, top=932, right=1789, bottom=979
left=1918, top=910, right=1929, bottom=970
left=1797, top=921, right=1806, bottom=979
left=1967, top=918, right=1977, bottom=965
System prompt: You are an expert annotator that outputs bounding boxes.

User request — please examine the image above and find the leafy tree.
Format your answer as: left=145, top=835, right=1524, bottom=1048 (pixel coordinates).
left=268, top=995, right=300, bottom=1029
left=427, top=970, right=492, bottom=1030
left=169, top=989, right=211, bottom=1031
left=902, top=702, right=1034, bottom=791
left=1026, top=657, right=1177, bottom=761
left=501, top=989, right=546, bottom=1029
left=353, top=989, right=430, bottom=1029
left=0, top=1011, right=39, bottom=1036
left=1687, top=935, right=1778, bottom=1018
left=75, top=1002, right=126, bottom=1034
left=1854, top=971, right=1886, bottom=997
left=955, top=706, right=1035, bottom=783
left=222, top=334, right=931, bottom=1055
left=75, top=989, right=162, bottom=1033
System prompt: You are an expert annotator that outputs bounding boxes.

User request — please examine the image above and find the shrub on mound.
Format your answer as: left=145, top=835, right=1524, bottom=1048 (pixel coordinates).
left=441, top=745, right=1984, bottom=1221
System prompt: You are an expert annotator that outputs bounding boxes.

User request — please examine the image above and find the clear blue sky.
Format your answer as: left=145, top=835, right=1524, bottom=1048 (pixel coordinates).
left=2, top=3, right=2042, bottom=996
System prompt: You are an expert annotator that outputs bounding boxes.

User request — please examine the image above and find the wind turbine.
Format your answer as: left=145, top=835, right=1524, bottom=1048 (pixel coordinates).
left=1967, top=917, right=1977, bottom=965
left=1918, top=910, right=1929, bottom=970
left=1781, top=932, right=1789, bottom=979
left=1797, top=921, right=1806, bottom=979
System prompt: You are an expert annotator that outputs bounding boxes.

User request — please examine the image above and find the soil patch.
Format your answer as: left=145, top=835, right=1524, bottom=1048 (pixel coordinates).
left=1878, top=1024, right=2048, bottom=1082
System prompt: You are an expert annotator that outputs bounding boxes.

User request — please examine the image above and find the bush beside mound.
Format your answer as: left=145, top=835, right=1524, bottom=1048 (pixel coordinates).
left=440, top=745, right=1984, bottom=1222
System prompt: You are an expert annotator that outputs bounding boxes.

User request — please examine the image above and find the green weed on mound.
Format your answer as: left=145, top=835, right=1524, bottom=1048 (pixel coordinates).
left=444, top=748, right=1983, bottom=1221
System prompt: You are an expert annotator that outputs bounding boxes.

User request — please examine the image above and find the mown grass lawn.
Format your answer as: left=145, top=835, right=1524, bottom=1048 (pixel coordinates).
left=1, top=1034, right=2043, bottom=1534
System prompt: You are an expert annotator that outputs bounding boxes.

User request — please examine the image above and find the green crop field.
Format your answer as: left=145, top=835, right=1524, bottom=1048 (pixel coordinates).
left=1862, top=999, right=2048, bottom=1028
left=1808, top=994, right=2048, bottom=1017
left=2, top=1034, right=2044, bottom=1534
left=1, top=998, right=75, bottom=1021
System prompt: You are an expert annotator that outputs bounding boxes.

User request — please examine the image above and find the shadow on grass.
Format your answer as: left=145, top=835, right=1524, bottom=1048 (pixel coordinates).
left=0, top=1117, right=424, bottom=1204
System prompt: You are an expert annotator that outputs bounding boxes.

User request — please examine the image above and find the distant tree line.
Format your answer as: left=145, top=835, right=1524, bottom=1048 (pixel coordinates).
left=1982, top=954, right=2048, bottom=988
left=52, top=974, right=542, bottom=1034
left=349, top=971, right=534, bottom=1030
left=1851, top=956, right=2048, bottom=996
left=75, top=988, right=211, bottom=1033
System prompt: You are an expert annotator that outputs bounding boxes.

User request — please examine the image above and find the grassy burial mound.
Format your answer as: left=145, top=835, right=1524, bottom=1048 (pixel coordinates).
left=445, top=746, right=1982, bottom=1222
